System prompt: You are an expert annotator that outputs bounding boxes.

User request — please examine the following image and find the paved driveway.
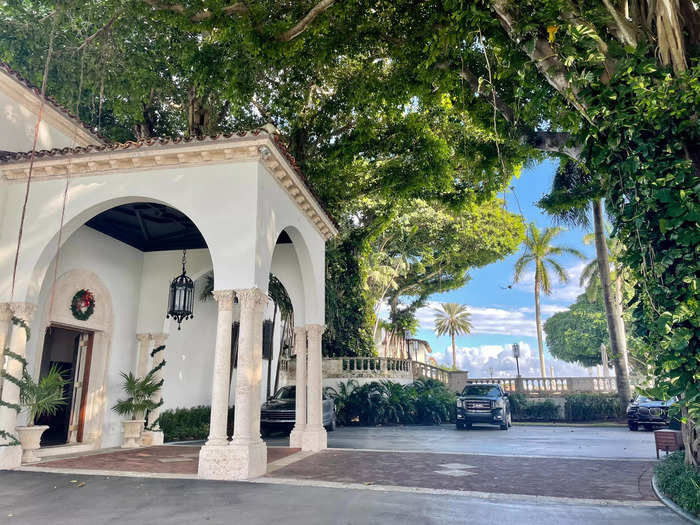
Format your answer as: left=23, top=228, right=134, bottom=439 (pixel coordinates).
left=0, top=470, right=683, bottom=525
left=263, top=423, right=657, bottom=460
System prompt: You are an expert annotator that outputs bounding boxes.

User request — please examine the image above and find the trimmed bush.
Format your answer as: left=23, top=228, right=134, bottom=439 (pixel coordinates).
left=654, top=451, right=700, bottom=517
left=158, top=406, right=235, bottom=442
left=327, top=378, right=455, bottom=426
left=508, top=393, right=560, bottom=421
left=564, top=393, right=624, bottom=421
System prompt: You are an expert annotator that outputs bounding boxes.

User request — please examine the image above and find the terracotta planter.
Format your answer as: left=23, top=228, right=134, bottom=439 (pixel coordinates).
left=121, top=419, right=145, bottom=448
left=15, top=425, right=49, bottom=464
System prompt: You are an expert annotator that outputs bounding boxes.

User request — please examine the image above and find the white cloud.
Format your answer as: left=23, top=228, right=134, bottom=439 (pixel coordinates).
left=512, top=262, right=588, bottom=302
left=415, top=301, right=570, bottom=338
left=434, top=341, right=594, bottom=378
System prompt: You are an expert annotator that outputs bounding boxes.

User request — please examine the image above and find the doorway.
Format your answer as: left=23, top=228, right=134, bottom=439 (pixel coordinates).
left=36, top=326, right=93, bottom=446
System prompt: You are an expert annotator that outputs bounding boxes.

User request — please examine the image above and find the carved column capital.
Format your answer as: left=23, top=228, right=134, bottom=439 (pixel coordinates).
left=136, top=333, right=152, bottom=344
left=151, top=333, right=169, bottom=347
left=236, top=287, right=269, bottom=313
left=0, top=303, right=12, bottom=322
left=8, top=302, right=37, bottom=322
left=305, top=324, right=326, bottom=338
left=212, top=290, right=235, bottom=311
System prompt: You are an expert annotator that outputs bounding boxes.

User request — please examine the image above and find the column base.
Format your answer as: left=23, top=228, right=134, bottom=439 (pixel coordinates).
left=141, top=430, right=164, bottom=446
left=301, top=426, right=327, bottom=452
left=289, top=426, right=305, bottom=448
left=198, top=441, right=267, bottom=480
left=0, top=445, right=22, bottom=470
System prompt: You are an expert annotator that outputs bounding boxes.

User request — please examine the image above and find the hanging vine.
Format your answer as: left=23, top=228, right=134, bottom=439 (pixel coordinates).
left=0, top=317, right=30, bottom=447
left=143, top=343, right=166, bottom=431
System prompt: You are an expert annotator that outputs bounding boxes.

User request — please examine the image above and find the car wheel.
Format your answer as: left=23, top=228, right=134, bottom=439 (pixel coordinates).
left=507, top=412, right=513, bottom=428
left=628, top=420, right=638, bottom=431
left=500, top=421, right=508, bottom=430
left=643, top=424, right=654, bottom=431
left=456, top=421, right=464, bottom=430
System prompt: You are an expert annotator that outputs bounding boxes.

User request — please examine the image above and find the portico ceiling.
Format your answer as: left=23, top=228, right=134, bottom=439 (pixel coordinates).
left=87, top=203, right=292, bottom=252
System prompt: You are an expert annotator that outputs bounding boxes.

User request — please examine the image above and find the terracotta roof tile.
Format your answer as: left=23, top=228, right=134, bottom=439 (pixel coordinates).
left=0, top=60, right=105, bottom=144
left=0, top=131, right=338, bottom=229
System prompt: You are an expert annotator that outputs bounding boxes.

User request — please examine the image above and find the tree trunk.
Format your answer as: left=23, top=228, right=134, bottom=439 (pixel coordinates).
left=534, top=272, right=546, bottom=378
left=592, top=199, right=632, bottom=407
left=451, top=331, right=456, bottom=369
left=681, top=405, right=699, bottom=466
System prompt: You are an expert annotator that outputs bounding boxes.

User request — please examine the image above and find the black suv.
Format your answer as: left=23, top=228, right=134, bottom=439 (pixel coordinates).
left=456, top=383, right=512, bottom=430
left=626, top=395, right=676, bottom=431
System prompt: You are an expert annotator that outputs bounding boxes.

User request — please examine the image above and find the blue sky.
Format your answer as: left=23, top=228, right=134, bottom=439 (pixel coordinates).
left=410, top=159, right=598, bottom=378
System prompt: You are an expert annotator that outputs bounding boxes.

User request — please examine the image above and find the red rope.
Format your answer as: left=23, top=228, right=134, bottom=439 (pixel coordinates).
left=9, top=13, right=59, bottom=301
left=48, top=48, right=86, bottom=318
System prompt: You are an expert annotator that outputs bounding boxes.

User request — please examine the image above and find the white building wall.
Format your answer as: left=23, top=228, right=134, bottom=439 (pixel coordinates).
left=0, top=89, right=76, bottom=153
left=25, top=226, right=143, bottom=448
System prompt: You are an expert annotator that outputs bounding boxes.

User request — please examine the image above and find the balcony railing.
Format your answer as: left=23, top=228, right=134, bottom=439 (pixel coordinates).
left=411, top=361, right=450, bottom=384
left=280, top=357, right=449, bottom=383
left=463, top=376, right=617, bottom=395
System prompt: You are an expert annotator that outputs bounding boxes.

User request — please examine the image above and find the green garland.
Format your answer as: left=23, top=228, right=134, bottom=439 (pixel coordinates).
left=70, top=289, right=95, bottom=321
left=0, top=317, right=30, bottom=447
left=144, top=344, right=166, bottom=432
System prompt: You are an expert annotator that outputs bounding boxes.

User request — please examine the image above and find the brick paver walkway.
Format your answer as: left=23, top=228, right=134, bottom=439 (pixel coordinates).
left=37, top=446, right=300, bottom=475
left=266, top=449, right=657, bottom=502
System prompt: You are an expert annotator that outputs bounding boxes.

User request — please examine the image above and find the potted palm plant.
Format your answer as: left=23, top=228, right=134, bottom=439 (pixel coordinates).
left=16, top=365, right=68, bottom=463
left=112, top=371, right=161, bottom=448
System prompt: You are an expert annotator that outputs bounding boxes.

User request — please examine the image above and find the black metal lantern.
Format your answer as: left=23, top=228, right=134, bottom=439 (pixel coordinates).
left=167, top=250, right=194, bottom=330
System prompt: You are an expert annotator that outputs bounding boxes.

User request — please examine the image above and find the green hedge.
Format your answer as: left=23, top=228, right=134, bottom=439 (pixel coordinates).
left=654, top=451, right=700, bottom=517
left=327, top=378, right=455, bottom=426
left=564, top=393, right=623, bottom=421
left=509, top=393, right=560, bottom=421
left=158, top=406, right=235, bottom=442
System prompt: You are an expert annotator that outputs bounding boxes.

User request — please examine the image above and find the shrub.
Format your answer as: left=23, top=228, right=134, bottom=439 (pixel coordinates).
left=564, top=393, right=624, bottom=421
left=327, top=378, right=455, bottom=427
left=158, top=406, right=235, bottom=442
left=654, top=451, right=700, bottom=517
left=508, top=393, right=560, bottom=421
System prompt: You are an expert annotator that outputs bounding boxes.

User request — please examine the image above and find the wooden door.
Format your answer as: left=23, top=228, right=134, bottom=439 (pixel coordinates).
left=68, top=332, right=93, bottom=443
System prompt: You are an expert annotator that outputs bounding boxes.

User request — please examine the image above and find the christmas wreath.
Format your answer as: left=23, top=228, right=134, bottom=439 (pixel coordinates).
left=71, top=289, right=95, bottom=321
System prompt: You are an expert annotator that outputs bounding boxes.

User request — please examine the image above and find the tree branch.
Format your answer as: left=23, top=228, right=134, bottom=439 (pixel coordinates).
left=141, top=0, right=248, bottom=23
left=491, top=0, right=593, bottom=124
left=276, top=0, right=337, bottom=42
left=75, top=10, right=123, bottom=52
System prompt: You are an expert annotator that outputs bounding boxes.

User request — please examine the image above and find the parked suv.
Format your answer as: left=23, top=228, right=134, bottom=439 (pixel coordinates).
left=626, top=395, right=676, bottom=431
left=456, top=384, right=511, bottom=430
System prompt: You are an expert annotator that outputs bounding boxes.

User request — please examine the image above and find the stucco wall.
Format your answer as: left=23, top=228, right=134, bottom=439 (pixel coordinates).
left=0, top=90, right=76, bottom=153
left=26, top=226, right=143, bottom=448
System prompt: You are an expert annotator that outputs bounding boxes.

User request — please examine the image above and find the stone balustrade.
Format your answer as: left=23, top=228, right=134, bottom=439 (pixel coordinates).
left=462, top=376, right=617, bottom=395
left=281, top=357, right=446, bottom=383
left=411, top=361, right=450, bottom=384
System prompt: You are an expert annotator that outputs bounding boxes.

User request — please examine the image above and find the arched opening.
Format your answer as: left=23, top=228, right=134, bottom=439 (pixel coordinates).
left=24, top=200, right=217, bottom=451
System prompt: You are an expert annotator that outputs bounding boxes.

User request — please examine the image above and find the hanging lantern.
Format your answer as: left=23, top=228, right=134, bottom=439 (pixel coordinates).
left=166, top=250, right=194, bottom=330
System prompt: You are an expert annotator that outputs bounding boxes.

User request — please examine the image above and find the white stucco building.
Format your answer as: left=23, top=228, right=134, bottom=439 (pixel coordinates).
left=0, top=61, right=337, bottom=479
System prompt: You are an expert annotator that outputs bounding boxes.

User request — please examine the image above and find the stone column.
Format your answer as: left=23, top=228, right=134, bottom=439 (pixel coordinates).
left=0, top=304, right=13, bottom=398
left=288, top=326, right=307, bottom=448
left=302, top=324, right=327, bottom=451
left=135, top=333, right=152, bottom=379
left=144, top=333, right=168, bottom=446
left=0, top=303, right=36, bottom=469
left=198, top=290, right=236, bottom=479
left=228, top=287, right=268, bottom=479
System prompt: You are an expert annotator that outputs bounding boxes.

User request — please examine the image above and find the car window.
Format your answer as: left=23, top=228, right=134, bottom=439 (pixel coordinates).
left=461, top=385, right=501, bottom=397
left=273, top=386, right=296, bottom=400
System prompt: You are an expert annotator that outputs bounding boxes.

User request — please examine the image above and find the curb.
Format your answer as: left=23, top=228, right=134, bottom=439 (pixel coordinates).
left=651, top=473, right=700, bottom=524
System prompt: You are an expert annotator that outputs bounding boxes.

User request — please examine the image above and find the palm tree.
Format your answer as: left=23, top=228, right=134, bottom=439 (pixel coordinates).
left=537, top=161, right=632, bottom=406
left=514, top=223, right=585, bottom=378
left=433, top=303, right=472, bottom=369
